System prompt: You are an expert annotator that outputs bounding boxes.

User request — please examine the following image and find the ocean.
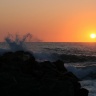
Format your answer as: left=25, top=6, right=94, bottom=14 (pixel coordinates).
left=0, top=39, right=96, bottom=96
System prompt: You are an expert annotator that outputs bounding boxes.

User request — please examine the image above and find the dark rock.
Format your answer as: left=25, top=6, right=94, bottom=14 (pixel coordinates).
left=76, top=88, right=89, bottom=96
left=38, top=78, right=74, bottom=96
left=0, top=51, right=89, bottom=96
left=14, top=51, right=35, bottom=61
left=0, top=52, right=14, bottom=63
left=21, top=60, right=39, bottom=75
left=53, top=60, right=67, bottom=73
left=39, top=61, right=59, bottom=79
left=63, top=72, right=80, bottom=81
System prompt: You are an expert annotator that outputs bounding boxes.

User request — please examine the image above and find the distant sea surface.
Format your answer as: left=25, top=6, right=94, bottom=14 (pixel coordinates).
left=0, top=42, right=96, bottom=96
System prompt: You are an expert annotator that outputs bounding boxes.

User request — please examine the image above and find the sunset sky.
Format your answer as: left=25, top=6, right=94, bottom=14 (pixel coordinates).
left=0, top=0, right=96, bottom=42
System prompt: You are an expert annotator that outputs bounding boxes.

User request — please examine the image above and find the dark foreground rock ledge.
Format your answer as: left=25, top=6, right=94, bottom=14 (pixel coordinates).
left=0, top=51, right=89, bottom=96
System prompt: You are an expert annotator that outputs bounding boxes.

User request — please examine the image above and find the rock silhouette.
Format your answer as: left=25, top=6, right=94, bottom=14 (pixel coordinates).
left=0, top=51, right=89, bottom=96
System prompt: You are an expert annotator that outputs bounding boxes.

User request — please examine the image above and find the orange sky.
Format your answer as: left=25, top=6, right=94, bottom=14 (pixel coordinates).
left=0, top=0, right=96, bottom=42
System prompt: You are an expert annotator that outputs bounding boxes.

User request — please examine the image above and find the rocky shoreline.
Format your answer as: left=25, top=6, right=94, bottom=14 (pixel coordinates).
left=0, top=51, right=89, bottom=96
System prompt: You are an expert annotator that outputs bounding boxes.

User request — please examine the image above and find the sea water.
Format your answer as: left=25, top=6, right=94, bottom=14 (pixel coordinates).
left=0, top=35, right=96, bottom=96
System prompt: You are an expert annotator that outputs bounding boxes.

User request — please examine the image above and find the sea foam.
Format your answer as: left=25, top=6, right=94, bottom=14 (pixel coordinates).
left=65, top=64, right=96, bottom=79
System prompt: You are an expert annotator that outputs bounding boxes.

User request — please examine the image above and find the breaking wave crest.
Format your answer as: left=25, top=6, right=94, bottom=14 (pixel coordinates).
left=5, top=33, right=32, bottom=52
left=65, top=64, right=96, bottom=80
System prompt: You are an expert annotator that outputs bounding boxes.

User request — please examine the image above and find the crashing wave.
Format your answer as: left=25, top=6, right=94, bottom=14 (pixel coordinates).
left=5, top=33, right=32, bottom=52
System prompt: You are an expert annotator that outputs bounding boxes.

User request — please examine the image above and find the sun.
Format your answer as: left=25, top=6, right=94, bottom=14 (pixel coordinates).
left=90, top=34, right=96, bottom=39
